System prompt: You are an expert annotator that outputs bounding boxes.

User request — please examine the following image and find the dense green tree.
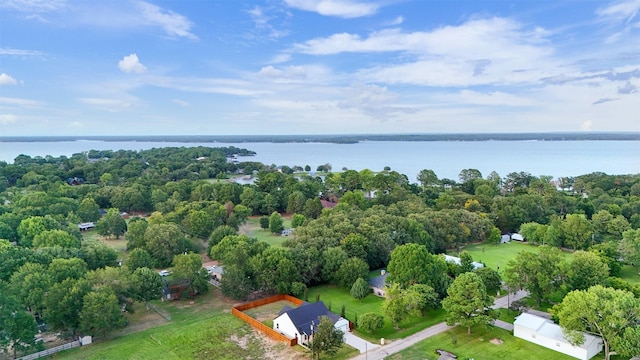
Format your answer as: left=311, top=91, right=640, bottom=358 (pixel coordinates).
left=303, top=197, right=323, bottom=219
left=357, top=313, right=384, bottom=334
left=286, top=191, right=306, bottom=214
left=386, top=243, right=450, bottom=296
left=183, top=210, right=215, bottom=239
left=125, top=218, right=148, bottom=250
left=321, top=247, right=348, bottom=284
left=409, top=284, right=440, bottom=316
left=504, top=246, right=564, bottom=307
left=48, top=257, right=88, bottom=283
left=79, top=287, right=127, bottom=337
left=17, top=215, right=60, bottom=247
left=336, top=257, right=369, bottom=289
left=519, top=222, right=548, bottom=245
left=207, top=225, right=237, bottom=253
left=125, top=248, right=154, bottom=272
left=172, top=252, right=210, bottom=295
left=350, top=277, right=371, bottom=300
left=219, top=264, right=253, bottom=300
left=459, top=251, right=475, bottom=274
left=562, top=214, right=593, bottom=250
left=131, top=267, right=163, bottom=310
left=309, top=315, right=344, bottom=360
left=0, top=286, right=40, bottom=359
left=268, top=212, right=284, bottom=234
left=9, top=263, right=51, bottom=312
left=81, top=241, right=119, bottom=270
left=31, top=229, right=80, bottom=249
left=381, top=283, right=419, bottom=329
left=442, top=272, right=496, bottom=334
left=590, top=242, right=622, bottom=277
left=259, top=215, right=270, bottom=229
left=473, top=267, right=502, bottom=295
left=620, top=229, right=640, bottom=272
left=144, top=223, right=189, bottom=268
left=340, top=233, right=369, bottom=261
left=78, top=197, right=101, bottom=222
left=250, top=247, right=300, bottom=294
left=44, top=278, right=92, bottom=338
left=291, top=213, right=305, bottom=228
left=417, top=169, right=439, bottom=188
left=554, top=285, right=640, bottom=360
left=565, top=251, right=609, bottom=291
left=95, top=208, right=127, bottom=239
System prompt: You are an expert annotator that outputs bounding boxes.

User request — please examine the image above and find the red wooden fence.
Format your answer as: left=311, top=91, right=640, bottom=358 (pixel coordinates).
left=231, top=294, right=303, bottom=346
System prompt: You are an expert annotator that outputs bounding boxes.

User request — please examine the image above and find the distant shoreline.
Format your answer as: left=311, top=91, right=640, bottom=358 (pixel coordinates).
left=1, top=133, right=639, bottom=144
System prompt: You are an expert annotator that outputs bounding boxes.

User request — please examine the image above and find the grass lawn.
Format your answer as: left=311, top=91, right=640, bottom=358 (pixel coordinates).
left=53, top=289, right=276, bottom=360
left=448, top=242, right=572, bottom=271
left=306, top=285, right=447, bottom=341
left=242, top=216, right=292, bottom=247
left=82, top=230, right=127, bottom=252
left=619, top=264, right=640, bottom=285
left=387, top=325, right=577, bottom=360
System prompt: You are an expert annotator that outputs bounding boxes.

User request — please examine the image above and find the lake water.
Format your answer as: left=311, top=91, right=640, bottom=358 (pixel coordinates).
left=0, top=140, right=638, bottom=182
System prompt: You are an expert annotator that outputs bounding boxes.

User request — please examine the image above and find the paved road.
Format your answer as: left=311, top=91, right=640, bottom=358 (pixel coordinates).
left=349, top=290, right=530, bottom=360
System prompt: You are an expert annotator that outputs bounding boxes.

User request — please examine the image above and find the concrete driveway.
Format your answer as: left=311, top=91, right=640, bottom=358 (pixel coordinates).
left=344, top=331, right=380, bottom=354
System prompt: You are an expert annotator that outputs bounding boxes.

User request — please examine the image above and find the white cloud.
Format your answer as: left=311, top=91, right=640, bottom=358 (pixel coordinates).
left=384, top=16, right=404, bottom=26
left=118, top=53, right=147, bottom=74
left=271, top=53, right=292, bottom=64
left=136, top=1, right=197, bottom=40
left=597, top=0, right=640, bottom=23
left=0, top=114, right=18, bottom=125
left=291, top=18, right=558, bottom=87
left=0, top=73, right=18, bottom=85
left=0, top=47, right=44, bottom=56
left=78, top=98, right=133, bottom=112
left=172, top=99, right=190, bottom=107
left=284, top=0, right=381, bottom=18
left=1, top=0, right=67, bottom=12
left=0, top=97, right=40, bottom=107
left=581, top=120, right=593, bottom=130
left=246, top=5, right=289, bottom=39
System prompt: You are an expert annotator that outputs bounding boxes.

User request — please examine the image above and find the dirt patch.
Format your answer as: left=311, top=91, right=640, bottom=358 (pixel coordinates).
left=243, top=300, right=299, bottom=322
left=238, top=223, right=254, bottom=237
left=490, top=338, right=504, bottom=345
left=251, top=331, right=308, bottom=360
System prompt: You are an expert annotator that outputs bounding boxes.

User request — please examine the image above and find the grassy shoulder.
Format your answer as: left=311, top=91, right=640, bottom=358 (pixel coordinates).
left=387, top=325, right=575, bottom=360
left=447, top=242, right=572, bottom=271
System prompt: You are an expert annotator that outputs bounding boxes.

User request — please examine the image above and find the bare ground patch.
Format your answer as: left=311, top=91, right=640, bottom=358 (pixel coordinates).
left=242, top=300, right=299, bottom=322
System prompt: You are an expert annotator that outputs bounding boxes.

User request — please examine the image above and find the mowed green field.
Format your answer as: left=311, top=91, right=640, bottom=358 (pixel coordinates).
left=53, top=289, right=285, bottom=360
left=448, top=242, right=572, bottom=271
left=242, top=216, right=292, bottom=247
left=306, top=285, right=447, bottom=341
left=619, top=264, right=640, bottom=285
left=387, top=325, right=578, bottom=360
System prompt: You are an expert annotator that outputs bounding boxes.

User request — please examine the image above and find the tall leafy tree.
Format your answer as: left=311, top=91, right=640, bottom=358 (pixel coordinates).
left=504, top=246, right=564, bottom=307
left=350, top=277, right=371, bottom=301
left=565, top=250, right=609, bottom=291
left=32, top=229, right=81, bottom=249
left=78, top=197, right=100, bottom=222
left=95, top=208, right=127, bottom=239
left=81, top=241, right=119, bottom=270
left=9, top=263, right=52, bottom=313
left=554, top=285, right=640, bottom=360
left=172, top=252, right=210, bottom=295
left=268, top=212, right=284, bottom=234
left=0, top=286, right=40, bottom=359
left=131, top=267, right=163, bottom=310
left=44, top=278, right=92, bottom=338
left=309, top=316, right=344, bottom=360
left=442, top=272, right=496, bottom=334
left=125, top=248, right=154, bottom=272
left=144, top=223, right=188, bottom=268
left=336, top=257, right=369, bottom=289
left=386, top=243, right=450, bottom=297
left=79, top=288, right=127, bottom=337
left=562, top=214, right=593, bottom=250
left=357, top=313, right=384, bottom=334
left=48, top=257, right=88, bottom=283
left=381, top=283, right=420, bottom=329
left=620, top=229, right=640, bottom=272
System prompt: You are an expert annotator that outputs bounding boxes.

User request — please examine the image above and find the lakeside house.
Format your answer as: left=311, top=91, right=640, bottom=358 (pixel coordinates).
left=513, top=313, right=603, bottom=360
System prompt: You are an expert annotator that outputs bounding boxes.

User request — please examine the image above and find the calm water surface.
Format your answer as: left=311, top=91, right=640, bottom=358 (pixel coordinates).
left=1, top=140, right=638, bottom=182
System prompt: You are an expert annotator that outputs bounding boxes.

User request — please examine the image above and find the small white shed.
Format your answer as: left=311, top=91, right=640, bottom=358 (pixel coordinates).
left=514, top=313, right=603, bottom=360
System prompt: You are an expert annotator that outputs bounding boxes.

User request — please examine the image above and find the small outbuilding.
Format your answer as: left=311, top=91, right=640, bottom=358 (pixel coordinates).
left=369, top=270, right=388, bottom=297
left=442, top=254, right=484, bottom=270
left=511, top=233, right=525, bottom=241
left=513, top=313, right=603, bottom=360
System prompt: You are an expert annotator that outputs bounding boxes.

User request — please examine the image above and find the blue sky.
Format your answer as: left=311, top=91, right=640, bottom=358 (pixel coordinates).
left=1, top=0, right=639, bottom=136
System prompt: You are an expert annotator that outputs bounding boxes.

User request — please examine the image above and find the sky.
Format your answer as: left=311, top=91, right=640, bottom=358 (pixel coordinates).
left=0, top=0, right=639, bottom=136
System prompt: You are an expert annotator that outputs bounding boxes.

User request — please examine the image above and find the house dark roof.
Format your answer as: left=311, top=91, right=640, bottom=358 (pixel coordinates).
left=280, top=301, right=340, bottom=336
left=320, top=200, right=337, bottom=208
left=369, top=273, right=387, bottom=288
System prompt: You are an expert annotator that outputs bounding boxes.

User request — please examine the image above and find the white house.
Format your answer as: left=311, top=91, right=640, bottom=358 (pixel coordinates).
left=442, top=254, right=484, bottom=270
left=514, top=313, right=603, bottom=360
left=273, top=301, right=350, bottom=346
